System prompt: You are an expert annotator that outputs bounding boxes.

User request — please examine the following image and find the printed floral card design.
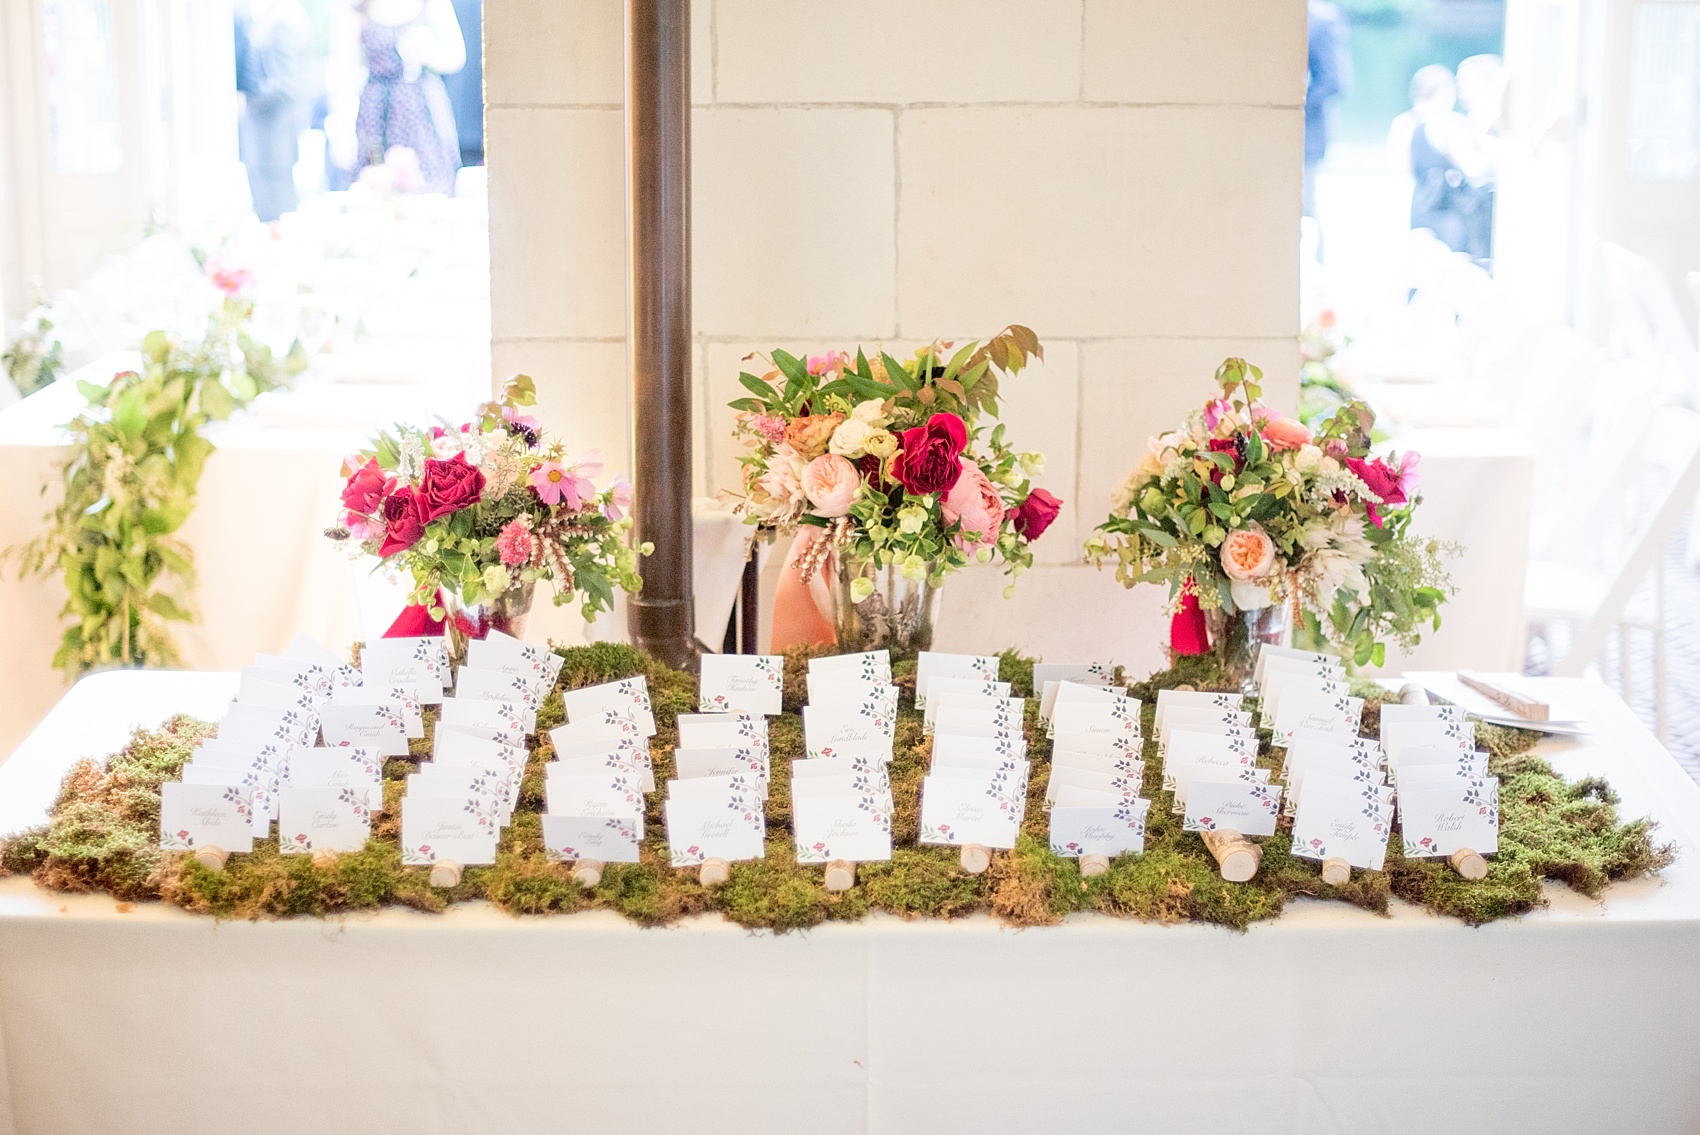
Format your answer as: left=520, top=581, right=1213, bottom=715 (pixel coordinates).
left=802, top=705, right=893, bottom=754
left=677, top=712, right=771, bottom=758
left=253, top=653, right=334, bottom=700
left=673, top=747, right=770, bottom=787
left=180, top=764, right=274, bottom=837
left=918, top=773, right=1024, bottom=849
left=665, top=793, right=765, bottom=866
left=159, top=782, right=255, bottom=852
left=698, top=653, right=784, bottom=716
left=438, top=697, right=531, bottom=741
left=279, top=786, right=372, bottom=854
left=331, top=683, right=424, bottom=738
left=400, top=795, right=498, bottom=866
left=236, top=668, right=322, bottom=714
left=808, top=650, right=892, bottom=684
left=1271, top=693, right=1364, bottom=745
left=914, top=653, right=1002, bottom=705
left=543, top=771, right=646, bottom=819
left=1382, top=720, right=1475, bottom=767
left=361, top=639, right=447, bottom=702
left=454, top=668, right=543, bottom=727
left=1154, top=688, right=1243, bottom=732
left=793, top=793, right=893, bottom=863
left=1183, top=779, right=1283, bottom=836
left=1289, top=772, right=1391, bottom=870
left=805, top=673, right=899, bottom=718
left=319, top=703, right=410, bottom=756
left=1050, top=797, right=1150, bottom=857
left=1158, top=707, right=1253, bottom=746
left=1400, top=778, right=1500, bottom=857
left=542, top=815, right=641, bottom=863
left=287, top=747, right=384, bottom=804
left=561, top=677, right=657, bottom=736
left=408, top=769, right=513, bottom=825
left=1050, top=698, right=1140, bottom=740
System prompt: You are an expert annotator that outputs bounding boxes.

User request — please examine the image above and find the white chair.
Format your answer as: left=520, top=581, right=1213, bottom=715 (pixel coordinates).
left=1525, top=403, right=1700, bottom=740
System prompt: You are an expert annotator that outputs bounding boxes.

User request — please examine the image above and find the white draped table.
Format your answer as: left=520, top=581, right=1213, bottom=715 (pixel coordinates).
left=0, top=673, right=1697, bottom=1134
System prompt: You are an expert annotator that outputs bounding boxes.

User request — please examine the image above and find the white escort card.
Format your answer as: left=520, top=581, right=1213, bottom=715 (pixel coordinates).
left=933, top=699, right=1025, bottom=740
left=287, top=746, right=384, bottom=801
left=933, top=732, right=1025, bottom=763
left=453, top=668, right=542, bottom=729
left=160, top=782, right=255, bottom=853
left=1050, top=698, right=1140, bottom=739
left=1045, top=764, right=1145, bottom=804
left=1271, top=693, right=1364, bottom=746
left=807, top=649, right=892, bottom=683
left=1050, top=798, right=1150, bottom=858
left=1154, top=688, right=1244, bottom=732
left=400, top=795, right=498, bottom=867
left=677, top=712, right=771, bottom=759
left=1400, top=778, right=1500, bottom=857
left=180, top=764, right=274, bottom=837
left=1290, top=771, right=1392, bottom=870
left=331, top=682, right=424, bottom=738
left=220, top=703, right=318, bottom=748
left=674, top=747, right=769, bottom=788
left=1034, top=664, right=1113, bottom=720
left=282, top=633, right=360, bottom=690
left=918, top=767, right=1028, bottom=849
left=664, top=791, right=765, bottom=867
left=236, top=668, right=320, bottom=713
left=698, top=654, right=784, bottom=716
left=805, top=672, right=899, bottom=717
left=439, top=696, right=530, bottom=740
left=1253, top=644, right=1340, bottom=685
left=279, top=786, right=372, bottom=854
left=560, top=677, right=657, bottom=736
left=542, top=815, right=641, bottom=864
left=319, top=703, right=410, bottom=756
left=467, top=629, right=563, bottom=689
left=1183, top=778, right=1283, bottom=837
left=361, top=637, right=449, bottom=702
left=793, top=792, right=893, bottom=864
left=544, top=769, right=646, bottom=820
left=802, top=704, right=893, bottom=755
left=915, top=652, right=1001, bottom=705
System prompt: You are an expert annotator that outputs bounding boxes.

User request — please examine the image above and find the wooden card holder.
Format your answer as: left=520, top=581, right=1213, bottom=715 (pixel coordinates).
left=823, top=860, right=856, bottom=892
left=311, top=848, right=339, bottom=871
left=1079, top=854, right=1111, bottom=878
left=1458, top=671, right=1551, bottom=722
left=699, top=857, right=731, bottom=887
left=193, top=846, right=229, bottom=872
left=1449, top=848, right=1488, bottom=880
left=571, top=859, right=604, bottom=889
left=1201, top=829, right=1261, bottom=883
left=1320, top=857, right=1350, bottom=886
left=1397, top=683, right=1430, bottom=706
left=428, top=860, right=463, bottom=889
left=959, top=844, right=991, bottom=875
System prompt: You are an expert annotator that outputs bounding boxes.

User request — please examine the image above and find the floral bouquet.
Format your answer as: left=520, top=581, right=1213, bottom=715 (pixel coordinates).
left=327, top=375, right=647, bottom=648
left=722, top=326, right=1062, bottom=651
left=1084, top=358, right=1454, bottom=677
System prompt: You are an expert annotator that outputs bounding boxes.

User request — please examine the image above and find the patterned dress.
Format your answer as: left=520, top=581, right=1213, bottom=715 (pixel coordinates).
left=354, top=17, right=461, bottom=194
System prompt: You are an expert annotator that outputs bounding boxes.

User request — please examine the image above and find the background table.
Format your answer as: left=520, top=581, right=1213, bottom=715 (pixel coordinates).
left=0, top=672, right=1697, bottom=1134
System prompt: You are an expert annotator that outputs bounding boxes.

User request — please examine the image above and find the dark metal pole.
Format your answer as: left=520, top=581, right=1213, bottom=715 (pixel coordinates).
left=624, top=0, right=697, bottom=669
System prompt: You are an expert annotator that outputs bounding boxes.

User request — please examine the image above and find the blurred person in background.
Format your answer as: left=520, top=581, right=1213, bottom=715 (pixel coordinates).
left=1389, top=64, right=1494, bottom=262
left=236, top=0, right=314, bottom=222
left=1304, top=0, right=1353, bottom=228
left=1455, top=53, right=1507, bottom=260
left=325, top=0, right=466, bottom=194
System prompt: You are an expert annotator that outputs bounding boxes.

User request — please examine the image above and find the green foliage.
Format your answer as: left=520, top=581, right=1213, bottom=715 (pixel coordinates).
left=0, top=647, right=1672, bottom=932
left=2, top=302, right=64, bottom=397
left=9, top=303, right=298, bottom=674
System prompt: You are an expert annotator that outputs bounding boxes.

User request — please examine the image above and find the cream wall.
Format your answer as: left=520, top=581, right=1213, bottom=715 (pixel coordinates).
left=486, top=0, right=1304, bottom=666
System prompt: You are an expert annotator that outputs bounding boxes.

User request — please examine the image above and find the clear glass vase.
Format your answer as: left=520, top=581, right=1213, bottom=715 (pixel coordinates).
left=443, top=581, right=536, bottom=667
left=1203, top=602, right=1290, bottom=694
left=833, top=555, right=943, bottom=655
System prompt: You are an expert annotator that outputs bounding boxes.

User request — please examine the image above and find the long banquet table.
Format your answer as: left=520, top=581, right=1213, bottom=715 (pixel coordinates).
left=0, top=672, right=1697, bottom=1134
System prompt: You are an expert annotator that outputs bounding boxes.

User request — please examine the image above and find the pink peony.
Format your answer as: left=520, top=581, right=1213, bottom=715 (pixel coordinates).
left=603, top=474, right=634, bottom=521
left=941, top=459, right=1005, bottom=552
left=800, top=454, right=861, bottom=517
left=496, top=519, right=534, bottom=566
left=1219, top=526, right=1276, bottom=581
left=1259, top=415, right=1311, bottom=452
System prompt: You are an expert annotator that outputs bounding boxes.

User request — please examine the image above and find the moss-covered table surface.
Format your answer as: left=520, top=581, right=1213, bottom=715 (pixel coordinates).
left=1, top=668, right=1699, bottom=1135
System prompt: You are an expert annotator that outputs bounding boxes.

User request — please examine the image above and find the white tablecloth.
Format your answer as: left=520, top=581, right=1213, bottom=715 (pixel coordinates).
left=0, top=673, right=1697, bottom=1134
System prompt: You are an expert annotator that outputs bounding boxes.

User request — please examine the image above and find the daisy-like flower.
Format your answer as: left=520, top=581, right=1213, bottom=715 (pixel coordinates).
left=603, top=474, right=634, bottom=521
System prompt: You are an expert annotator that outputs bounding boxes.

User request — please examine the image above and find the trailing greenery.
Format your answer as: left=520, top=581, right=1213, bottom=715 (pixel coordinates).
left=0, top=645, right=1673, bottom=930
left=10, top=306, right=303, bottom=673
left=2, top=301, right=64, bottom=398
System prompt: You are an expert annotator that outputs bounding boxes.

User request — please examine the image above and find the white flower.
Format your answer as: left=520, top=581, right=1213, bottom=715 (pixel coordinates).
left=851, top=399, right=888, bottom=426
left=1294, top=444, right=1323, bottom=473
left=1299, top=511, right=1375, bottom=602
left=1319, top=456, right=1341, bottom=476
left=829, top=417, right=873, bottom=459
left=1230, top=578, right=1275, bottom=610
left=431, top=433, right=465, bottom=460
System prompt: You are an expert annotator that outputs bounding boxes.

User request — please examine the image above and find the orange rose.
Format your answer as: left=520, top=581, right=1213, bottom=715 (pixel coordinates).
left=1259, top=415, right=1311, bottom=452
left=1220, top=526, right=1276, bottom=581
left=783, top=414, right=844, bottom=460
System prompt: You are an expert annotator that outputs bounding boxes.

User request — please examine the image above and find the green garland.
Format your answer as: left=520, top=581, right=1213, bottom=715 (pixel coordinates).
left=11, top=304, right=303, bottom=673
left=0, top=645, right=1672, bottom=930
left=2, top=302, right=63, bottom=398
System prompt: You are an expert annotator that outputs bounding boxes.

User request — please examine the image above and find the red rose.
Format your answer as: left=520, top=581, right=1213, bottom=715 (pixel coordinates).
left=341, top=458, right=394, bottom=515
left=1012, top=487, right=1062, bottom=541
left=891, top=412, right=967, bottom=496
left=418, top=453, right=486, bottom=521
left=379, top=488, right=428, bottom=556
left=1344, top=456, right=1406, bottom=527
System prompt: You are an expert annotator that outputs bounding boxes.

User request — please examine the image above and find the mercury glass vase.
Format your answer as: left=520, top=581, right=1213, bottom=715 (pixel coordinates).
left=444, top=580, right=536, bottom=667
left=1203, top=602, right=1290, bottom=693
left=833, top=554, right=943, bottom=655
